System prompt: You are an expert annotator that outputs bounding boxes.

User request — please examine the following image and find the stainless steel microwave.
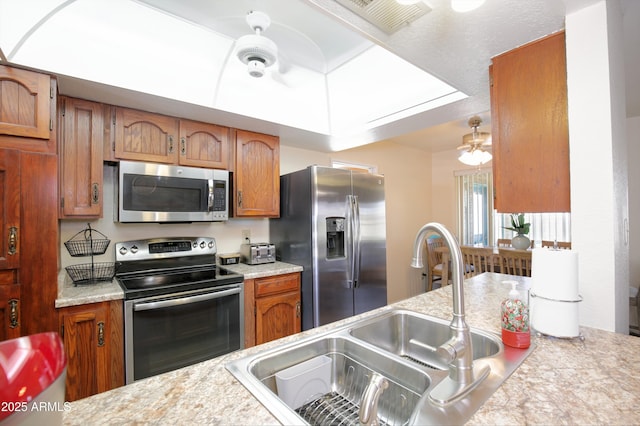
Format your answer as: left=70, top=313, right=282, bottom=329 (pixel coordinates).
left=117, top=161, right=229, bottom=223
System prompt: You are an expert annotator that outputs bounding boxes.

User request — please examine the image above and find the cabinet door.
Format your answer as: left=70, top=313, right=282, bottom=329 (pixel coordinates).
left=59, top=302, right=111, bottom=401
left=255, top=291, right=301, bottom=345
left=490, top=31, right=570, bottom=213
left=0, top=284, right=20, bottom=341
left=114, top=107, right=179, bottom=164
left=0, top=65, right=51, bottom=140
left=59, top=97, right=104, bottom=217
left=0, top=149, right=20, bottom=269
left=234, top=130, right=280, bottom=217
left=179, top=119, right=229, bottom=169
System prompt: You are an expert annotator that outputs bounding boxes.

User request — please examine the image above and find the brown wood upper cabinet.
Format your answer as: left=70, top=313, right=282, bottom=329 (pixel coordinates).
left=59, top=97, right=104, bottom=218
left=0, top=65, right=55, bottom=153
left=234, top=130, right=280, bottom=217
left=112, top=107, right=231, bottom=169
left=490, top=31, right=570, bottom=213
left=179, top=119, right=229, bottom=169
left=114, top=107, right=179, bottom=164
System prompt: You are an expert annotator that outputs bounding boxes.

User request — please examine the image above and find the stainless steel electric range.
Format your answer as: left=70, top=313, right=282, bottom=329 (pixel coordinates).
left=114, top=237, right=244, bottom=384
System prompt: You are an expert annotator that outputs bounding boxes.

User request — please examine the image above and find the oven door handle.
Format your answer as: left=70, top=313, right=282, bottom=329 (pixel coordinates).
left=133, top=287, right=241, bottom=311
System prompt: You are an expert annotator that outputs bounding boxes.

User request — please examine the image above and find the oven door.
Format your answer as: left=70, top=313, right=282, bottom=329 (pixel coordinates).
left=124, top=283, right=244, bottom=383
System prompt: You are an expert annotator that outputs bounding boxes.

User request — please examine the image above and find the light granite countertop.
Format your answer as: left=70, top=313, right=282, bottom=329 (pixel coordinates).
left=219, top=260, right=303, bottom=279
left=62, top=273, right=640, bottom=425
left=55, top=270, right=124, bottom=308
left=55, top=261, right=302, bottom=308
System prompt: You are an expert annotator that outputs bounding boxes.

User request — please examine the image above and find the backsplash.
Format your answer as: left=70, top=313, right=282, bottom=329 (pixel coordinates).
left=59, top=164, right=270, bottom=270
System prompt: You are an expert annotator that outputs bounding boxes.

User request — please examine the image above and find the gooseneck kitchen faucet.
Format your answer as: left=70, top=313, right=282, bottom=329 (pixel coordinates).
left=410, top=222, right=490, bottom=405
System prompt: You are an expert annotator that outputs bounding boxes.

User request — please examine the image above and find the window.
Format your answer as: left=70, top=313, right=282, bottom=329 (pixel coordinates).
left=495, top=212, right=571, bottom=243
left=456, top=169, right=571, bottom=246
left=456, top=169, right=493, bottom=246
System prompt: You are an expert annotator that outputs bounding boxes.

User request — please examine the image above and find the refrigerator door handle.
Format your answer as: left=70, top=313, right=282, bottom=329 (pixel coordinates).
left=352, top=196, right=361, bottom=287
left=346, top=195, right=355, bottom=289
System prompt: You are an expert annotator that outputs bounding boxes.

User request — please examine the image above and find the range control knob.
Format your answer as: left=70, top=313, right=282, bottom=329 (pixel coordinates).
left=130, top=245, right=138, bottom=254
left=119, top=246, right=128, bottom=256
left=193, top=242, right=198, bottom=248
left=208, top=241, right=214, bottom=249
left=200, top=241, right=206, bottom=249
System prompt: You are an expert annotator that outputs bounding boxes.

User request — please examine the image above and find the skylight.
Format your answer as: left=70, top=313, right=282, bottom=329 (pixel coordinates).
left=0, top=0, right=467, bottom=150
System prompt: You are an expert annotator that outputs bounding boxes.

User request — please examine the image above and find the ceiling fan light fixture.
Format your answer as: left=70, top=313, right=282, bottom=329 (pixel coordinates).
left=457, top=115, right=492, bottom=165
left=451, top=0, right=486, bottom=12
left=236, top=11, right=278, bottom=78
left=459, top=149, right=492, bottom=166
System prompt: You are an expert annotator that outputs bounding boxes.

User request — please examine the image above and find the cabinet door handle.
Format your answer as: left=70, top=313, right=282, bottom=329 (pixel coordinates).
left=296, top=301, right=301, bottom=318
left=8, top=226, right=17, bottom=255
left=9, top=299, right=18, bottom=329
left=91, top=183, right=100, bottom=204
left=237, top=191, right=243, bottom=208
left=97, top=321, right=105, bottom=347
left=180, top=137, right=186, bottom=155
left=168, top=135, right=174, bottom=154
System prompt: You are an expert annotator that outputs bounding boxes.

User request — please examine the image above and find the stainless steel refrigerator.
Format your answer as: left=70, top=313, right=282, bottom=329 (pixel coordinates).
left=270, top=166, right=387, bottom=330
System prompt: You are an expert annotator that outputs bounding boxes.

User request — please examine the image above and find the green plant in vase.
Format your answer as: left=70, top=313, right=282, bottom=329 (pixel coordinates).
left=503, top=213, right=531, bottom=250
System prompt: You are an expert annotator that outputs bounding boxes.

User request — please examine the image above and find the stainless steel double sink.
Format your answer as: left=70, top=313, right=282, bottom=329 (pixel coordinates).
left=226, top=308, right=535, bottom=425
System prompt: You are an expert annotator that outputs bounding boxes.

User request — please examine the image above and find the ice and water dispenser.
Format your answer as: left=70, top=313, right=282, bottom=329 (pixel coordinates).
left=326, top=217, right=345, bottom=259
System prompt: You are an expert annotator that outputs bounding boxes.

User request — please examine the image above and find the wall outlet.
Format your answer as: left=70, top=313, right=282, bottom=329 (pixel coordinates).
left=242, top=229, right=251, bottom=243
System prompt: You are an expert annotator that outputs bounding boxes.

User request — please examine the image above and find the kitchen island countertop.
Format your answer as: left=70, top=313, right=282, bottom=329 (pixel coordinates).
left=62, top=273, right=640, bottom=425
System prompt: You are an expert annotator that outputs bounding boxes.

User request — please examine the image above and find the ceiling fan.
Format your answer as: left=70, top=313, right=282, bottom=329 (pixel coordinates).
left=235, top=11, right=280, bottom=78
left=457, top=116, right=492, bottom=165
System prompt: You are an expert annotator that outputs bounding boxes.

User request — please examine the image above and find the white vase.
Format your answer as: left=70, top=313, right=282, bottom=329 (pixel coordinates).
left=511, top=234, right=531, bottom=250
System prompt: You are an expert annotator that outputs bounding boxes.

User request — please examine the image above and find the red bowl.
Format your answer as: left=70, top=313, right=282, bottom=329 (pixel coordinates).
left=0, top=332, right=67, bottom=423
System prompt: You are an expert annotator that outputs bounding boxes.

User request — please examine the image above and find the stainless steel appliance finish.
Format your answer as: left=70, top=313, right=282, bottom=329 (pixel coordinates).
left=115, top=237, right=244, bottom=383
left=117, top=161, right=229, bottom=223
left=270, top=166, right=387, bottom=330
left=225, top=308, right=535, bottom=425
left=240, top=242, right=275, bottom=265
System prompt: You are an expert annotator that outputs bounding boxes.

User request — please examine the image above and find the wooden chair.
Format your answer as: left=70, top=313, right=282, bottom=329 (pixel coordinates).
left=497, top=239, right=512, bottom=248
left=461, top=246, right=496, bottom=279
left=498, top=248, right=532, bottom=277
left=425, top=237, right=446, bottom=291
left=541, top=240, right=572, bottom=249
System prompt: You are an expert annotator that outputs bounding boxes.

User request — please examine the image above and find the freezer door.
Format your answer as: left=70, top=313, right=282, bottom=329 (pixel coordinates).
left=352, top=172, right=387, bottom=315
left=312, top=167, right=354, bottom=327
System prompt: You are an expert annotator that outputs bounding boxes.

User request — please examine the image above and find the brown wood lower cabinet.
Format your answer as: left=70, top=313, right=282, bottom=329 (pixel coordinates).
left=0, top=283, right=20, bottom=341
left=244, top=272, right=301, bottom=347
left=58, top=300, right=124, bottom=401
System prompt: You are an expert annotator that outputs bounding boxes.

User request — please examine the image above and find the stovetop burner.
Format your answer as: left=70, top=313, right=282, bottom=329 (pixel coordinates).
left=114, top=237, right=244, bottom=299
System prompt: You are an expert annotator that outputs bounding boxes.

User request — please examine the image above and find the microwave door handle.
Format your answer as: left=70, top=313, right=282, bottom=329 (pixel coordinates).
left=133, top=287, right=241, bottom=311
left=208, top=179, right=214, bottom=212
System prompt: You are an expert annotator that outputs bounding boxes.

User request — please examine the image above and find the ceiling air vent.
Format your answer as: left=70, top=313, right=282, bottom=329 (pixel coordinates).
left=335, top=0, right=432, bottom=34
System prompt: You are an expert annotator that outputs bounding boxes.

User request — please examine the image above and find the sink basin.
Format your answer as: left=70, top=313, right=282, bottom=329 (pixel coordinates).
left=349, top=309, right=501, bottom=371
left=228, top=334, right=430, bottom=425
left=226, top=308, right=535, bottom=425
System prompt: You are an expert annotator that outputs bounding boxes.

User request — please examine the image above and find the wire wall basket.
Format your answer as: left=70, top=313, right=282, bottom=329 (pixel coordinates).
left=65, top=262, right=116, bottom=286
left=64, top=225, right=111, bottom=257
left=64, top=224, right=116, bottom=285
